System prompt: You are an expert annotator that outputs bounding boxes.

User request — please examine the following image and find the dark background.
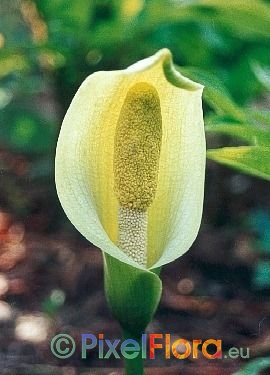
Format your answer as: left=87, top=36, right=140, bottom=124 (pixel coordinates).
left=1, top=1, right=270, bottom=374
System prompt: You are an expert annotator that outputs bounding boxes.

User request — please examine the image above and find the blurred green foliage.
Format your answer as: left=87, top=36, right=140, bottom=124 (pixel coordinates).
left=233, top=357, right=270, bottom=375
left=0, top=0, right=270, bottom=192
left=1, top=3, right=270, bottom=371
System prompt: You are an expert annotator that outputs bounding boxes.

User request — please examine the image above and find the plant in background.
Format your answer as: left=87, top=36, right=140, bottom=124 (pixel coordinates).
left=0, top=1, right=269, bottom=373
left=55, top=48, right=205, bottom=374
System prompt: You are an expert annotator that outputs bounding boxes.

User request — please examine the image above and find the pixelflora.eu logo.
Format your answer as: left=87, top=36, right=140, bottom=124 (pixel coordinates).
left=50, top=333, right=250, bottom=360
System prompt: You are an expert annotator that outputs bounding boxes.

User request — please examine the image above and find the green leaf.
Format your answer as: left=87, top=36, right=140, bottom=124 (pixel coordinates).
left=232, top=357, right=270, bottom=375
left=179, top=67, right=246, bottom=121
left=104, top=254, right=162, bottom=336
left=252, top=62, right=270, bottom=90
left=0, top=53, right=29, bottom=78
left=195, top=0, right=270, bottom=40
left=36, top=0, right=95, bottom=32
left=248, top=109, right=270, bottom=126
left=141, top=0, right=270, bottom=41
left=206, top=121, right=270, bottom=146
left=207, top=146, right=270, bottom=181
left=0, top=109, right=56, bottom=154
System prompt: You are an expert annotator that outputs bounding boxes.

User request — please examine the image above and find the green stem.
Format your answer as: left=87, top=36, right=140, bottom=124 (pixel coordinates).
left=122, top=330, right=144, bottom=375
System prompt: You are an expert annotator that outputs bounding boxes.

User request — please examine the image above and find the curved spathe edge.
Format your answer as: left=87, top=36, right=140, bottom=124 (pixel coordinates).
left=127, top=48, right=203, bottom=91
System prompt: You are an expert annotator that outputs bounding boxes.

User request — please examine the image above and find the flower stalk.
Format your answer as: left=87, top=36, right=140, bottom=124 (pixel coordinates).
left=122, top=330, right=145, bottom=375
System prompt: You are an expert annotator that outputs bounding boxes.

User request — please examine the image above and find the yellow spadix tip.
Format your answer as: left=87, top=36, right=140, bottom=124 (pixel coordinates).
left=113, top=82, right=162, bottom=211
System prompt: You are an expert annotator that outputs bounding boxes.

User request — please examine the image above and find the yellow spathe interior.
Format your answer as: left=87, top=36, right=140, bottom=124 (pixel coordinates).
left=55, top=49, right=205, bottom=270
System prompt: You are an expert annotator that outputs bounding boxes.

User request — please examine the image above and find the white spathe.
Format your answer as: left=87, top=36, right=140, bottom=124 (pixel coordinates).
left=55, top=49, right=205, bottom=270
